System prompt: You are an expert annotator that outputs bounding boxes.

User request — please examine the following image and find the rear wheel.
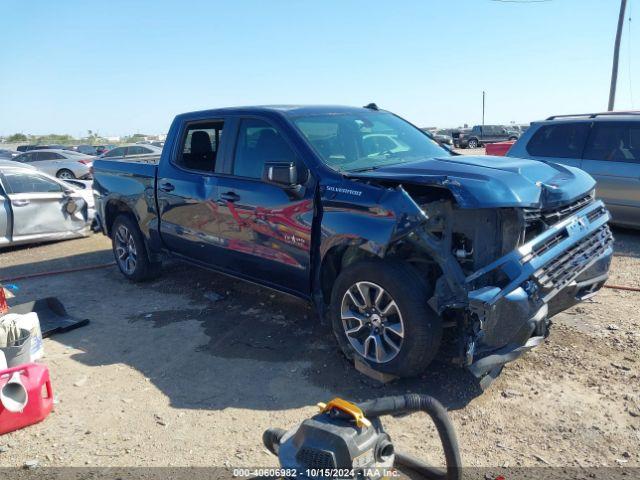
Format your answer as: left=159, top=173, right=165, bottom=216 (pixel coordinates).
left=56, top=169, right=75, bottom=179
left=330, top=259, right=442, bottom=377
left=111, top=214, right=161, bottom=282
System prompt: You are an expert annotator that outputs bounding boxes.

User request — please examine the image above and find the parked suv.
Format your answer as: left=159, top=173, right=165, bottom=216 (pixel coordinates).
left=507, top=112, right=640, bottom=228
left=457, top=125, right=519, bottom=148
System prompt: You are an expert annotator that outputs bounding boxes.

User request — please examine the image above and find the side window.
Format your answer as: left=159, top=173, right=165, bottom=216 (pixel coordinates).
left=104, top=147, right=124, bottom=158
left=16, top=153, right=33, bottom=163
left=37, top=152, right=58, bottom=160
left=526, top=123, right=590, bottom=159
left=176, top=121, right=223, bottom=172
left=583, top=123, right=638, bottom=162
left=126, top=146, right=144, bottom=156
left=4, top=172, right=63, bottom=194
left=233, top=119, right=296, bottom=179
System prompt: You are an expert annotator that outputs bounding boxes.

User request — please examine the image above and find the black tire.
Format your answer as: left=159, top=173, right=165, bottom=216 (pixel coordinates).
left=111, top=214, right=161, bottom=282
left=467, top=138, right=479, bottom=149
left=508, top=136, right=518, bottom=141
left=56, top=169, right=75, bottom=179
left=330, top=259, right=442, bottom=377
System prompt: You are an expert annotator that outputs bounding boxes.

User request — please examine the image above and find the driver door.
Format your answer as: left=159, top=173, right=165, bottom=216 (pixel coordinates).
left=1, top=170, right=87, bottom=241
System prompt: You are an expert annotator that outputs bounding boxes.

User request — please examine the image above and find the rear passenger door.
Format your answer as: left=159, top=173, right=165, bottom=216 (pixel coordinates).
left=581, top=122, right=640, bottom=226
left=34, top=152, right=64, bottom=176
left=214, top=117, right=314, bottom=295
left=523, top=122, right=590, bottom=169
left=157, top=119, right=227, bottom=264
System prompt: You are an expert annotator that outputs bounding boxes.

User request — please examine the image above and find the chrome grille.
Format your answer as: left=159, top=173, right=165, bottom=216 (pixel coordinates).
left=533, top=225, right=613, bottom=292
left=524, top=193, right=595, bottom=227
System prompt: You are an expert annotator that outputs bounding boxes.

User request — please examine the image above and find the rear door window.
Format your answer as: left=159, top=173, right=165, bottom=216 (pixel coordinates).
left=176, top=121, right=224, bottom=173
left=526, top=123, right=590, bottom=159
left=126, top=146, right=146, bottom=156
left=583, top=123, right=639, bottom=162
left=37, top=152, right=62, bottom=161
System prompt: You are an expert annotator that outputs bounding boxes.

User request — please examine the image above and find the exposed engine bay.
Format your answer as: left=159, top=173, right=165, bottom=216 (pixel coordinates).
left=351, top=177, right=614, bottom=384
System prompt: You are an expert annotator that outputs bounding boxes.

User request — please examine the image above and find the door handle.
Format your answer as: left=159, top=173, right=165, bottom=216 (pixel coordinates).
left=159, top=182, right=175, bottom=192
left=220, top=191, right=240, bottom=202
left=12, top=199, right=30, bottom=207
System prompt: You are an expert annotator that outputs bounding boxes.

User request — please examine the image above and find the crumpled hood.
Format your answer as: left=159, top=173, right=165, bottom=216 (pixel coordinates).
left=348, top=155, right=596, bottom=209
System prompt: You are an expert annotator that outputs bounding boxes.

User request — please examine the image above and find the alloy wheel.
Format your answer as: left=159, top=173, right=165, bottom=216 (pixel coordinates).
left=114, top=224, right=137, bottom=275
left=340, top=281, right=405, bottom=363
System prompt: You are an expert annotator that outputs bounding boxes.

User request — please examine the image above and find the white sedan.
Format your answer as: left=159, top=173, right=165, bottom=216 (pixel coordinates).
left=0, top=160, right=93, bottom=248
left=12, top=149, right=93, bottom=179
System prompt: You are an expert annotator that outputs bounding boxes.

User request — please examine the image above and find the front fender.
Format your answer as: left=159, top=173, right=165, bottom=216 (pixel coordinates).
left=318, top=182, right=404, bottom=262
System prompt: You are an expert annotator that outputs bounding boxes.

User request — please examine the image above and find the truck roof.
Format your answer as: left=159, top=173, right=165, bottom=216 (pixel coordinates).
left=175, top=104, right=382, bottom=121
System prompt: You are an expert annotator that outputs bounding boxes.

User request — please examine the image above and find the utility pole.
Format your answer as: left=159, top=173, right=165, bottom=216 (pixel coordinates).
left=608, top=0, right=628, bottom=111
left=482, top=91, right=486, bottom=135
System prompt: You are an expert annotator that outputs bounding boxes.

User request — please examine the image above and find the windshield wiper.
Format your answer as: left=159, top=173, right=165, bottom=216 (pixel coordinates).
left=347, top=165, right=381, bottom=173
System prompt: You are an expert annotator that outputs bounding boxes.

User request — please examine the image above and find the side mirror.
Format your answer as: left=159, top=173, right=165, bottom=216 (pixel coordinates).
left=263, top=162, right=299, bottom=187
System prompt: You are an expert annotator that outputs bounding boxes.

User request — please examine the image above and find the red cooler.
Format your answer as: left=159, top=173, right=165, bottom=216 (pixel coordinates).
left=0, top=363, right=53, bottom=435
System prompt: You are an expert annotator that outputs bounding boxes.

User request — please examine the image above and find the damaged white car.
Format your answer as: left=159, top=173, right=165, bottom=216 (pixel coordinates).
left=0, top=160, right=93, bottom=248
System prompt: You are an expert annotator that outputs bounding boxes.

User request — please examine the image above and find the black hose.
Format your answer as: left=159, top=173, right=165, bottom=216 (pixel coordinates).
left=358, top=394, right=461, bottom=480
left=263, top=427, right=287, bottom=455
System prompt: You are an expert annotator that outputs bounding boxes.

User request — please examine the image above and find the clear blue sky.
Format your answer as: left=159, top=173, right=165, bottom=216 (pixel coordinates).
left=0, top=0, right=637, bottom=137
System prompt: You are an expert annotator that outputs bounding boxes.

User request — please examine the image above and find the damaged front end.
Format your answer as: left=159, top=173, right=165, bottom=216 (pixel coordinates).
left=388, top=186, right=613, bottom=383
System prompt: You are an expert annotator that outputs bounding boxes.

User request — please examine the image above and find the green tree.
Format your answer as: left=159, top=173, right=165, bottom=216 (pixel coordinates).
left=7, top=133, right=27, bottom=142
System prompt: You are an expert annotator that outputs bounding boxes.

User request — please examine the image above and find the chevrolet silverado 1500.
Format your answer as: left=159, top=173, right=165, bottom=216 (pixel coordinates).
left=93, top=105, right=613, bottom=383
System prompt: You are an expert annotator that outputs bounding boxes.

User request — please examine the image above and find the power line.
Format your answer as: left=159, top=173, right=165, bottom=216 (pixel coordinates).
left=628, top=0, right=634, bottom=108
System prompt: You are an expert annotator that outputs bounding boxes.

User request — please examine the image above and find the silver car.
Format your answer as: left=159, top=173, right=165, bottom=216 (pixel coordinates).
left=12, top=149, right=93, bottom=179
left=0, top=161, right=92, bottom=248
left=98, top=144, right=162, bottom=162
left=507, top=112, right=640, bottom=228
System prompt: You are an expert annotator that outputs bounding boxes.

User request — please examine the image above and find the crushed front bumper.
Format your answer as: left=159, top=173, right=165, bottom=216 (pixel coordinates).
left=463, top=200, right=613, bottom=378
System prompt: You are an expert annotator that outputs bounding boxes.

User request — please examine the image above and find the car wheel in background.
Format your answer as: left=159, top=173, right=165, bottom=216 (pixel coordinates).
left=508, top=136, right=518, bottom=141
left=467, top=138, right=479, bottom=149
left=330, top=259, right=442, bottom=377
left=56, top=169, right=75, bottom=179
left=111, top=214, right=161, bottom=282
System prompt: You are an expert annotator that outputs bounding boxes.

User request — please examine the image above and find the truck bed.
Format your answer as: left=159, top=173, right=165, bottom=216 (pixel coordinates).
left=92, top=158, right=159, bottom=239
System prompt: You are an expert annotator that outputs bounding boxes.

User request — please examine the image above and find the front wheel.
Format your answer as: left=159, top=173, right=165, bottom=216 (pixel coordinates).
left=467, top=138, right=479, bottom=149
left=330, top=260, right=442, bottom=377
left=111, top=215, right=161, bottom=282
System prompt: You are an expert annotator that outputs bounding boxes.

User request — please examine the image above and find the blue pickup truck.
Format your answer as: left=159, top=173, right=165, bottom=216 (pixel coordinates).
left=93, top=104, right=613, bottom=383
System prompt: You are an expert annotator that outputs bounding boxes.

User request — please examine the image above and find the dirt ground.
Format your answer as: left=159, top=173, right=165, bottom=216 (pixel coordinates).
left=0, top=224, right=639, bottom=473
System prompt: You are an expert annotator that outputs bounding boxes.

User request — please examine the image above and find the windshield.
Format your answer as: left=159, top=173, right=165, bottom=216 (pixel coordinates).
left=292, top=112, right=450, bottom=172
